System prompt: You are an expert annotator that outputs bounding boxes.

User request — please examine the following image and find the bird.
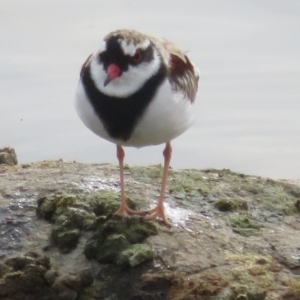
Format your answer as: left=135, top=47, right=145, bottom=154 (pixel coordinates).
left=75, top=29, right=199, bottom=226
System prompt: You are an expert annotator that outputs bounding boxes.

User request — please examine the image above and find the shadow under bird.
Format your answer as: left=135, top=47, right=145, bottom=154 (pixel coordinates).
left=75, top=29, right=199, bottom=226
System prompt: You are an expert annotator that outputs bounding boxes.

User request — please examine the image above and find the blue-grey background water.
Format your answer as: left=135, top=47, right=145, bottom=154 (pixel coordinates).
left=1, top=0, right=299, bottom=178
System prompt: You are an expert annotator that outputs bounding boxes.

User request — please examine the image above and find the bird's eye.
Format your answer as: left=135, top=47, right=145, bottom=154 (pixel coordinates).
left=132, top=49, right=142, bottom=63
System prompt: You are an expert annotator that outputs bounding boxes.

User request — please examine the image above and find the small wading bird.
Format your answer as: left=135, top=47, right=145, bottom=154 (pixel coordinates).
left=75, top=29, right=199, bottom=226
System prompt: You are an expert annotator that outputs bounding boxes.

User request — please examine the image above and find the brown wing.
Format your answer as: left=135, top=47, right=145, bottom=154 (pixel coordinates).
left=149, top=36, right=199, bottom=102
left=168, top=54, right=199, bottom=102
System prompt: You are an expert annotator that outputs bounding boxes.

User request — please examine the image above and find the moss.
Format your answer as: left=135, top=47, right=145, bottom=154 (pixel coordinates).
left=36, top=194, right=76, bottom=220
left=36, top=190, right=157, bottom=263
left=282, top=183, right=300, bottom=198
left=52, top=207, right=96, bottom=230
left=49, top=204, right=96, bottom=253
left=51, top=228, right=81, bottom=253
left=240, top=179, right=299, bottom=215
left=214, top=199, right=248, bottom=212
left=86, top=234, right=130, bottom=263
left=228, top=213, right=261, bottom=237
left=36, top=195, right=57, bottom=220
left=169, top=170, right=210, bottom=196
left=84, top=216, right=157, bottom=268
left=115, top=244, right=155, bottom=268
left=87, top=190, right=136, bottom=216
left=167, top=169, right=300, bottom=224
left=129, top=164, right=163, bottom=180
left=37, top=191, right=135, bottom=253
left=99, top=216, right=158, bottom=244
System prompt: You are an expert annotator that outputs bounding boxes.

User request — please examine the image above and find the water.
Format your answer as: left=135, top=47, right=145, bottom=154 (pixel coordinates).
left=1, top=0, right=300, bottom=178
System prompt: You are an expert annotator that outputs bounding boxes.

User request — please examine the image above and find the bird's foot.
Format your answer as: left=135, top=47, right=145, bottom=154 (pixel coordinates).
left=144, top=205, right=171, bottom=227
left=114, top=203, right=171, bottom=227
left=114, top=205, right=148, bottom=217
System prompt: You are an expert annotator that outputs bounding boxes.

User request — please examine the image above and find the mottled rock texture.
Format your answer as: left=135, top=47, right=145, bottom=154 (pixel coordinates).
left=0, top=160, right=300, bottom=299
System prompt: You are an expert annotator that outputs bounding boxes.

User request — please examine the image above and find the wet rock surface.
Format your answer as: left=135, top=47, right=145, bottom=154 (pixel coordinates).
left=0, top=160, right=300, bottom=299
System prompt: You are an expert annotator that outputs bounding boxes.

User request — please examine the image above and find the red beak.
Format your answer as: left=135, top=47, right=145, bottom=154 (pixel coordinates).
left=104, top=64, right=121, bottom=87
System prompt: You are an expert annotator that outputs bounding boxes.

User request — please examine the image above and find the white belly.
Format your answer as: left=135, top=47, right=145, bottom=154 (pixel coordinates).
left=75, top=79, right=199, bottom=148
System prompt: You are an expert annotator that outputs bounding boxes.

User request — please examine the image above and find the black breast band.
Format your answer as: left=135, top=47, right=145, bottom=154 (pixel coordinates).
left=81, top=64, right=166, bottom=141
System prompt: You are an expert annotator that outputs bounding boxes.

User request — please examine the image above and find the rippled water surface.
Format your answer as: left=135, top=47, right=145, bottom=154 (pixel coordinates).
left=1, top=0, right=300, bottom=178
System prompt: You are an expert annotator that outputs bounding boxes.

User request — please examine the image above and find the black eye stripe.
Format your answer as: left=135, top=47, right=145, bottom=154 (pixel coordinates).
left=140, top=45, right=153, bottom=63
left=98, top=35, right=154, bottom=70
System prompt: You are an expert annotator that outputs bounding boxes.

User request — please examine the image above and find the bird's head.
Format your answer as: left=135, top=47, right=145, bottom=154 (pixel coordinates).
left=90, top=29, right=162, bottom=98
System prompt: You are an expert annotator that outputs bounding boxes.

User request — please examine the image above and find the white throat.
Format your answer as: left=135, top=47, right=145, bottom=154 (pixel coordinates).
left=89, top=49, right=161, bottom=98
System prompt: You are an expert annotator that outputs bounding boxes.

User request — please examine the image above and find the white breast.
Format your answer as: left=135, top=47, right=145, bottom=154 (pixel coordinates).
left=75, top=80, right=113, bottom=142
left=75, top=79, right=199, bottom=148
left=125, top=79, right=199, bottom=147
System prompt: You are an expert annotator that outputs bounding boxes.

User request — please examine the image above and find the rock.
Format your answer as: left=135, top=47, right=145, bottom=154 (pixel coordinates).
left=0, top=252, right=93, bottom=299
left=0, top=147, right=18, bottom=165
left=78, top=268, right=94, bottom=288
left=0, top=252, right=51, bottom=297
left=0, top=262, right=12, bottom=278
left=1, top=161, right=300, bottom=299
left=44, top=269, right=59, bottom=286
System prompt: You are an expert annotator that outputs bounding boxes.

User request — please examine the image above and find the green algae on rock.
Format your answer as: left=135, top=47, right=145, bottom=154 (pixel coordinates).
left=51, top=228, right=81, bottom=253
left=228, top=213, right=261, bottom=237
left=37, top=193, right=97, bottom=253
left=167, top=168, right=300, bottom=215
left=36, top=193, right=76, bottom=220
left=127, top=164, right=164, bottom=180
left=36, top=192, right=158, bottom=267
left=214, top=198, right=248, bottom=212
left=87, top=190, right=136, bottom=216
left=54, top=206, right=97, bottom=230
left=84, top=216, right=157, bottom=267
left=115, top=244, right=155, bottom=268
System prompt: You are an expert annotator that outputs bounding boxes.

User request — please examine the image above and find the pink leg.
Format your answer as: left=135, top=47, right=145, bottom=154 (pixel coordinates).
left=144, top=142, right=172, bottom=226
left=114, top=145, right=147, bottom=216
